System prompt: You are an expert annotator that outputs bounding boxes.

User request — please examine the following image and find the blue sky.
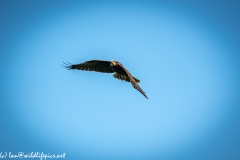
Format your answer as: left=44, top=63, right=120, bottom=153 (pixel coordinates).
left=1, top=1, right=240, bottom=160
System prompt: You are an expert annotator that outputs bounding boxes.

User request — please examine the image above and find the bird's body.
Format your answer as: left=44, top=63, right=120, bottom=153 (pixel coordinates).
left=112, top=65, right=125, bottom=75
left=62, top=60, right=148, bottom=99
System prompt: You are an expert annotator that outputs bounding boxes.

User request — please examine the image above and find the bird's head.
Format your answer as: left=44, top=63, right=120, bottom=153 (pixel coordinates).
left=111, top=60, right=118, bottom=66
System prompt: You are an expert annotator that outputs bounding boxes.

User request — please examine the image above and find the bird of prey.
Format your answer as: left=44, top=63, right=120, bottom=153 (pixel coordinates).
left=62, top=60, right=148, bottom=99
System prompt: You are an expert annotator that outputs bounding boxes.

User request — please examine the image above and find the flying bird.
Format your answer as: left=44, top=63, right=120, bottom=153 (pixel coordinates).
left=62, top=60, right=148, bottom=99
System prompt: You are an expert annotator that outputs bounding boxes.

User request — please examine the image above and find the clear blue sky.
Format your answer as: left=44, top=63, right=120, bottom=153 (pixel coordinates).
left=1, top=1, right=240, bottom=160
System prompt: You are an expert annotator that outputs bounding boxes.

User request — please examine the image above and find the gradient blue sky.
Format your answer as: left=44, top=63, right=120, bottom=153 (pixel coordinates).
left=1, top=0, right=240, bottom=160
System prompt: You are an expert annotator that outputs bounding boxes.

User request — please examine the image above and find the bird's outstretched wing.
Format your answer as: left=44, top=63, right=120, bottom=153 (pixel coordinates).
left=113, top=73, right=140, bottom=83
left=62, top=60, right=115, bottom=73
left=117, top=63, right=148, bottom=99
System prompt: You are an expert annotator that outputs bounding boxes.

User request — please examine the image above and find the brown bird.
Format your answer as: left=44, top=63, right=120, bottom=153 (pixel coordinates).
left=62, top=60, right=148, bottom=99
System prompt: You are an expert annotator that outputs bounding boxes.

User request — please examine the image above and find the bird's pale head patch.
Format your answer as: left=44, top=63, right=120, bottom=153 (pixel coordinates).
left=111, top=60, right=118, bottom=66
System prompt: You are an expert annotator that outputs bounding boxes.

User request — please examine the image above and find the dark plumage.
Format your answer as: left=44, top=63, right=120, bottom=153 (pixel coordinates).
left=62, top=60, right=148, bottom=99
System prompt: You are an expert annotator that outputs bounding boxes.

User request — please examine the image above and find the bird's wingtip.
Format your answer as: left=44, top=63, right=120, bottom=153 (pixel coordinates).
left=61, top=61, right=73, bottom=69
